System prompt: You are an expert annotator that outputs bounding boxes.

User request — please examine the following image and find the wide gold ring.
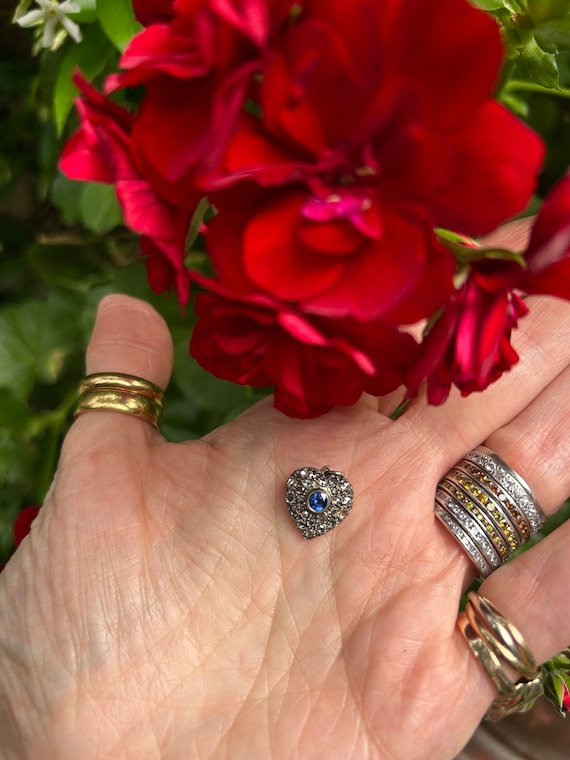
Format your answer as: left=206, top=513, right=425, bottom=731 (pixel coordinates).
left=74, top=373, right=164, bottom=431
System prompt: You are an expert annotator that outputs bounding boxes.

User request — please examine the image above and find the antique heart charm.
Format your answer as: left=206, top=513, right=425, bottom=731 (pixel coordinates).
left=284, top=466, right=354, bottom=539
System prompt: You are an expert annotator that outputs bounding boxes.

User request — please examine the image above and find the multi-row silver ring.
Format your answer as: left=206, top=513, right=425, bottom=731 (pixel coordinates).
left=434, top=446, right=546, bottom=577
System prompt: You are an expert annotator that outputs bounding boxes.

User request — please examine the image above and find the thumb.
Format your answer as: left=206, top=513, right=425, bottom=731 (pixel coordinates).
left=69, top=294, right=173, bottom=451
left=86, top=294, right=173, bottom=388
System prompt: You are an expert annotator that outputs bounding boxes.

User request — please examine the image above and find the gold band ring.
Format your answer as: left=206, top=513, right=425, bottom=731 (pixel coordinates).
left=74, top=373, right=164, bottom=431
left=458, top=592, right=543, bottom=720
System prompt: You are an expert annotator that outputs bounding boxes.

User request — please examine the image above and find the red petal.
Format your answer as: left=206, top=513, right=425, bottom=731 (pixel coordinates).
left=430, top=102, right=544, bottom=236
left=243, top=192, right=343, bottom=300
left=390, top=0, right=503, bottom=129
left=14, top=506, right=41, bottom=547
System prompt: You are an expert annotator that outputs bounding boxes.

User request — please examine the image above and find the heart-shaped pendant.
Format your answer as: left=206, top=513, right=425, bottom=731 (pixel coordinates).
left=284, top=466, right=354, bottom=539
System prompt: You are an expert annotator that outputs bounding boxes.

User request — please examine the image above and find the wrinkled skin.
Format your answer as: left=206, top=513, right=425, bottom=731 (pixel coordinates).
left=1, top=225, right=570, bottom=759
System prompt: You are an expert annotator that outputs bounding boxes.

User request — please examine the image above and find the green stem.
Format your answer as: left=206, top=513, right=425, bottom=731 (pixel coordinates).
left=495, top=60, right=517, bottom=98
left=506, top=80, right=570, bottom=99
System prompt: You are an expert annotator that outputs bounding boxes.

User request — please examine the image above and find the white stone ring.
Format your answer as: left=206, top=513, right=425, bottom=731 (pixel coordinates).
left=434, top=446, right=546, bottom=577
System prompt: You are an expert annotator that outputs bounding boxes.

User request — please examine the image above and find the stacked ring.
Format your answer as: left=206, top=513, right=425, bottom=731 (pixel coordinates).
left=434, top=447, right=546, bottom=577
left=458, top=592, right=543, bottom=720
left=74, top=373, right=165, bottom=431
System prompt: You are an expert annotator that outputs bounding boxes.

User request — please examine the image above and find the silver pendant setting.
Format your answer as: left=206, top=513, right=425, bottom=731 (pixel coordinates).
left=284, top=466, right=354, bottom=539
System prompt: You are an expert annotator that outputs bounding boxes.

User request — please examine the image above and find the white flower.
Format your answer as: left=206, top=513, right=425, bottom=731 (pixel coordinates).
left=16, top=0, right=82, bottom=49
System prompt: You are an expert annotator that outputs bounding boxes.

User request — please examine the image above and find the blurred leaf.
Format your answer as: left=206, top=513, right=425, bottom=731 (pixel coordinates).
left=73, top=0, right=98, bottom=23
left=80, top=182, right=123, bottom=234
left=0, top=391, right=32, bottom=431
left=0, top=292, right=84, bottom=400
left=161, top=397, right=201, bottom=442
left=517, top=37, right=560, bottom=88
left=0, top=431, right=35, bottom=486
left=184, top=197, right=210, bottom=258
left=97, top=0, right=143, bottom=51
left=172, top=331, right=260, bottom=418
left=27, top=240, right=112, bottom=290
left=53, top=22, right=112, bottom=134
left=51, top=173, right=84, bottom=225
left=526, top=0, right=570, bottom=24
left=535, top=19, right=570, bottom=52
left=469, top=0, right=505, bottom=9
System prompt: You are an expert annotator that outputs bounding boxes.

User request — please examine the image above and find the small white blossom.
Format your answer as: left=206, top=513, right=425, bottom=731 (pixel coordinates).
left=16, top=0, right=82, bottom=49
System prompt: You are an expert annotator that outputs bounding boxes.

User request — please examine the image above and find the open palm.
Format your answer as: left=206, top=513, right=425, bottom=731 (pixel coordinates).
left=1, top=285, right=570, bottom=760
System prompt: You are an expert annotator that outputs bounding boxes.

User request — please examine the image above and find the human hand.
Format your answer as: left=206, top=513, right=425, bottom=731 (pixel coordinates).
left=1, top=227, right=569, bottom=760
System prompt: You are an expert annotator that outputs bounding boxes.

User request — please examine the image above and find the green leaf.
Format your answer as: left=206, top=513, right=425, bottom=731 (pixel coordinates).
left=27, top=240, right=113, bottom=290
left=53, top=22, right=112, bottom=134
left=171, top=331, right=262, bottom=423
left=51, top=174, right=85, bottom=226
left=517, top=37, right=560, bottom=88
left=0, top=293, right=84, bottom=400
left=73, top=0, right=98, bottom=24
left=184, top=197, right=210, bottom=259
left=535, top=19, right=570, bottom=52
left=469, top=0, right=505, bottom=10
left=97, top=0, right=143, bottom=51
left=526, top=0, right=570, bottom=24
left=80, top=182, right=123, bottom=234
left=0, top=431, right=35, bottom=485
left=0, top=391, right=32, bottom=432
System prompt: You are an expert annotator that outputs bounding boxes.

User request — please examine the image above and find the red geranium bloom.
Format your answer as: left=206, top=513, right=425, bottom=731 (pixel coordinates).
left=60, top=73, right=196, bottom=305
left=222, top=0, right=542, bottom=234
left=409, top=171, right=570, bottom=403
left=191, top=276, right=419, bottom=418
left=207, top=0, right=542, bottom=320
left=108, top=0, right=299, bottom=183
left=14, top=506, right=41, bottom=547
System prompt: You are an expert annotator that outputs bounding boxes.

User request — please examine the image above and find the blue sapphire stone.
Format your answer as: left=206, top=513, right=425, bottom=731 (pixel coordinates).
left=308, top=489, right=328, bottom=513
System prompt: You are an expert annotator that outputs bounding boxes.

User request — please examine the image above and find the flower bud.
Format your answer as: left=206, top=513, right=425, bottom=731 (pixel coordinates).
left=544, top=671, right=570, bottom=717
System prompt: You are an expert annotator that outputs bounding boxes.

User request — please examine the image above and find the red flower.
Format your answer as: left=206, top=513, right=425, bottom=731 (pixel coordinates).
left=409, top=171, right=570, bottom=404
left=108, top=0, right=299, bottom=183
left=408, top=275, right=528, bottom=405
left=198, top=0, right=543, bottom=320
left=59, top=73, right=195, bottom=305
left=190, top=276, right=419, bottom=418
left=219, top=0, right=543, bottom=232
left=206, top=183, right=455, bottom=322
left=14, top=506, right=41, bottom=547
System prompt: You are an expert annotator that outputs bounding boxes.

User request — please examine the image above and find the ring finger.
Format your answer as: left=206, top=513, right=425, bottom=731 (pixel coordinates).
left=428, top=349, right=570, bottom=589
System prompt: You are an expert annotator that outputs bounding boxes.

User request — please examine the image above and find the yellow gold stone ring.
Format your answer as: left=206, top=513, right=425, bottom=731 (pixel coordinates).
left=434, top=446, right=546, bottom=577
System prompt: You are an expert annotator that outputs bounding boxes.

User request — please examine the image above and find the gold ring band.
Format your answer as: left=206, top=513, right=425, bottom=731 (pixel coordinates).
left=78, top=373, right=164, bottom=403
left=458, top=592, right=543, bottom=720
left=74, top=373, right=164, bottom=431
